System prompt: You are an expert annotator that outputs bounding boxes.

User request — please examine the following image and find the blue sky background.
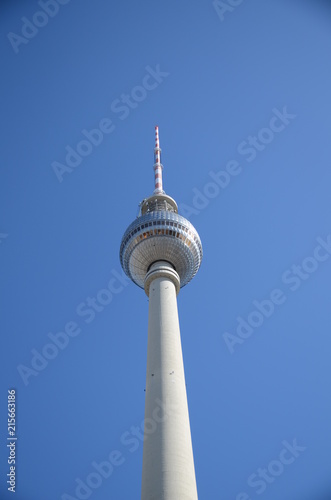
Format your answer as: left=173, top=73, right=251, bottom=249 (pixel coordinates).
left=1, top=1, right=331, bottom=499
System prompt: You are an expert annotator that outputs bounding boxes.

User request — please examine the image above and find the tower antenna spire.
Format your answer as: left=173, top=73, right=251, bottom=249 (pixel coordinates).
left=153, top=125, right=164, bottom=194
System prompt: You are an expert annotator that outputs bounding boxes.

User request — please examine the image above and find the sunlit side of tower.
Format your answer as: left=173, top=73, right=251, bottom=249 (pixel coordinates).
left=120, top=127, right=202, bottom=500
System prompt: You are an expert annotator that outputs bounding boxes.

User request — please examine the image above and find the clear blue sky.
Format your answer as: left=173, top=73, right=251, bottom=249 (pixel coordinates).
left=1, top=1, right=331, bottom=499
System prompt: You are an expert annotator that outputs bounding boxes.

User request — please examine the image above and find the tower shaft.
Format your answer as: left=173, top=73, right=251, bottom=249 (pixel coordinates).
left=141, top=261, right=198, bottom=500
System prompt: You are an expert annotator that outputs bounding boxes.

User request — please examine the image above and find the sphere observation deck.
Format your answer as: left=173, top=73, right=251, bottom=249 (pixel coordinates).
left=120, top=193, right=202, bottom=289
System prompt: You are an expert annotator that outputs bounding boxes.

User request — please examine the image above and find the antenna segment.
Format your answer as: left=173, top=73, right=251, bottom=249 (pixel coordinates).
left=153, top=126, right=164, bottom=194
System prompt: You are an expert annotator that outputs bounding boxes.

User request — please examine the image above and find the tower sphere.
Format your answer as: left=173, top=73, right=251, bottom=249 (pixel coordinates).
left=119, top=128, right=202, bottom=291
left=120, top=194, right=202, bottom=290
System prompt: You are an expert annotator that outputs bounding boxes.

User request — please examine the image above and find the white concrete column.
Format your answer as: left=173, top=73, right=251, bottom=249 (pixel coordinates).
left=141, top=261, right=198, bottom=500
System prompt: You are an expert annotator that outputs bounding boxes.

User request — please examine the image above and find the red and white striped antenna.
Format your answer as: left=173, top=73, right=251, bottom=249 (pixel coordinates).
left=153, top=126, right=164, bottom=194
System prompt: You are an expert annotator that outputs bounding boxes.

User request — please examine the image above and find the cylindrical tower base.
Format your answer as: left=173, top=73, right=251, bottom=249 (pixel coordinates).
left=141, top=261, right=198, bottom=500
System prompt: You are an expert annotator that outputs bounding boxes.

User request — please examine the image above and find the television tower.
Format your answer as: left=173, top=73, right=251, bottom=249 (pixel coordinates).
left=120, top=126, right=203, bottom=499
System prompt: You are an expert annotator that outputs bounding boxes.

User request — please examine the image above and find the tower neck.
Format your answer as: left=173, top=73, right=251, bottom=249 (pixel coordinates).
left=153, top=126, right=164, bottom=194
left=144, top=261, right=180, bottom=296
